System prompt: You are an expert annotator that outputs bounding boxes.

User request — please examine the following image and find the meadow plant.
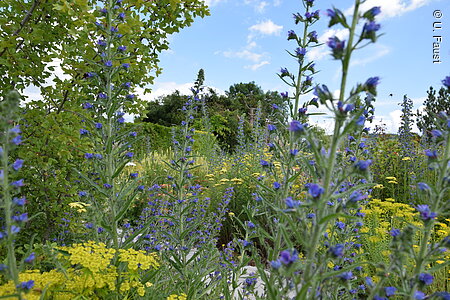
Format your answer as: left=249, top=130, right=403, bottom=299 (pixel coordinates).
left=239, top=0, right=383, bottom=298
left=367, top=79, right=450, bottom=299
left=0, top=90, right=34, bottom=298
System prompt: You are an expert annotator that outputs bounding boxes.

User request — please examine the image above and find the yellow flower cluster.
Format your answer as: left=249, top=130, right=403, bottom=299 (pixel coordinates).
left=167, top=293, right=187, bottom=300
left=0, top=241, right=160, bottom=299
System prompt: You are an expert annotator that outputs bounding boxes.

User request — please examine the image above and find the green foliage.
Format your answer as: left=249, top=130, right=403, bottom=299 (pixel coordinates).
left=416, top=86, right=450, bottom=138
left=16, top=102, right=89, bottom=244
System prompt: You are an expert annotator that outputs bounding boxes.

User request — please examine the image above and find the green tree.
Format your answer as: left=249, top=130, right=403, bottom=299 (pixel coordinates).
left=416, top=86, right=450, bottom=138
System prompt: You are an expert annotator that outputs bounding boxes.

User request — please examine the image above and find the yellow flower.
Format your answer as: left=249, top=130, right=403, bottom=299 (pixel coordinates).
left=228, top=212, right=235, bottom=217
left=402, top=157, right=411, bottom=161
left=385, top=176, right=397, bottom=180
left=373, top=184, right=384, bottom=189
left=387, top=180, right=398, bottom=184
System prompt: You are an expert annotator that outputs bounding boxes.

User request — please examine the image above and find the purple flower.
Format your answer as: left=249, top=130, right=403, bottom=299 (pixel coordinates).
left=103, top=183, right=113, bottom=189
left=356, top=115, right=366, bottom=126
left=12, top=135, right=22, bottom=145
left=416, top=205, right=437, bottom=221
left=126, top=94, right=135, bottom=99
left=95, top=123, right=103, bottom=129
left=363, top=21, right=381, bottom=33
left=97, top=39, right=107, bottom=47
left=11, top=179, right=24, bottom=187
left=122, top=63, right=130, bottom=69
left=130, top=172, right=138, bottom=178
left=280, top=68, right=289, bottom=76
left=83, top=102, right=93, bottom=109
left=123, top=82, right=131, bottom=89
left=118, top=45, right=127, bottom=52
left=270, top=259, right=282, bottom=269
left=335, top=221, right=346, bottom=230
left=24, top=252, right=35, bottom=263
left=246, top=221, right=256, bottom=229
left=117, top=117, right=125, bottom=124
left=330, top=244, right=344, bottom=257
left=308, top=183, right=324, bottom=199
left=125, top=152, right=134, bottom=158
left=385, top=287, right=397, bottom=297
left=118, top=12, right=125, bottom=20
left=287, top=30, right=296, bottom=40
left=260, top=159, right=269, bottom=167
left=98, top=92, right=107, bottom=99
left=94, top=154, right=103, bottom=159
left=105, top=60, right=113, bottom=67
left=12, top=213, right=28, bottom=222
left=425, top=149, right=438, bottom=159
left=365, top=76, right=380, bottom=87
left=327, top=36, right=345, bottom=50
left=78, top=191, right=87, bottom=197
left=415, top=291, right=426, bottom=300
left=431, top=129, right=442, bottom=137
left=129, top=131, right=137, bottom=137
left=289, top=120, right=305, bottom=132
left=100, top=8, right=107, bottom=14
left=442, top=76, right=450, bottom=88
left=17, top=280, right=34, bottom=290
left=12, top=159, right=24, bottom=171
left=273, top=182, right=281, bottom=190
left=417, top=182, right=431, bottom=191
left=369, top=6, right=381, bottom=18
left=80, top=129, right=89, bottom=135
left=390, top=228, right=401, bottom=237
left=338, top=271, right=353, bottom=281
left=268, top=124, right=276, bottom=131
left=85, top=153, right=94, bottom=159
left=418, top=273, right=433, bottom=285
left=349, top=190, right=367, bottom=202
left=308, top=30, right=318, bottom=43
left=296, top=47, right=307, bottom=56
left=355, top=159, right=372, bottom=171
left=110, top=26, right=118, bottom=33
left=279, top=250, right=298, bottom=265
left=13, top=197, right=26, bottom=206
left=326, top=8, right=336, bottom=18
left=285, top=197, right=301, bottom=208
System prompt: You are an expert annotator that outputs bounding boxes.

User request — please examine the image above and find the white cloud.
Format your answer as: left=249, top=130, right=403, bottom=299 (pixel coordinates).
left=345, top=0, right=433, bottom=19
left=245, top=60, right=270, bottom=70
left=351, top=44, right=391, bottom=67
left=255, top=1, right=268, bottom=13
left=306, top=28, right=348, bottom=61
left=249, top=20, right=283, bottom=36
left=273, top=0, right=281, bottom=6
left=203, top=0, right=226, bottom=7
left=223, top=49, right=263, bottom=62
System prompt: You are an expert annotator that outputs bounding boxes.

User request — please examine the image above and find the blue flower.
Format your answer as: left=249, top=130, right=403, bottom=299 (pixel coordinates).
left=289, top=120, right=305, bottom=132
left=296, top=47, right=307, bottom=56
left=260, top=159, right=270, bottom=167
left=103, top=183, right=113, bottom=189
left=442, top=76, right=450, bottom=88
left=97, top=39, right=107, bottom=47
left=285, top=197, right=301, bottom=208
left=349, top=190, right=367, bottom=202
left=80, top=129, right=89, bottom=135
left=85, top=153, right=94, bottom=159
left=17, top=280, right=34, bottom=290
left=95, top=122, right=103, bottom=129
left=355, top=159, right=372, bottom=171
left=125, top=152, right=134, bottom=158
left=13, top=197, right=26, bottom=206
left=24, top=252, right=35, bottom=264
left=246, top=221, right=256, bottom=229
left=287, top=30, right=296, bottom=40
left=110, top=26, right=118, bottom=33
left=123, top=82, right=131, bottom=89
left=326, top=8, right=336, bottom=18
left=363, top=21, right=381, bottom=33
left=356, top=115, right=366, bottom=126
left=330, top=244, right=344, bottom=257
left=12, top=135, right=22, bottom=145
left=335, top=221, right=346, bottom=230
left=78, top=191, right=87, bottom=197
left=416, top=205, right=437, bottom=221
left=338, top=271, right=353, bottom=281
left=369, top=6, right=381, bottom=17
left=415, top=291, right=426, bottom=300
left=118, top=12, right=125, bottom=19
left=12, top=159, right=24, bottom=171
left=98, top=92, right=107, bottom=99
left=129, top=131, right=137, bottom=137
left=94, top=154, right=103, bottom=159
left=126, top=94, right=135, bottom=99
left=11, top=179, right=24, bottom=187
left=12, top=213, right=28, bottom=222
left=418, top=273, right=433, bottom=285
left=390, top=228, right=400, bottom=237
left=130, top=172, right=138, bottom=178
left=280, top=68, right=289, bottom=76
left=308, top=183, right=324, bottom=199
left=270, top=259, right=282, bottom=269
left=273, top=182, right=281, bottom=190
left=425, top=149, right=438, bottom=159
left=83, top=102, right=93, bottom=109
left=385, top=286, right=397, bottom=297
left=417, top=182, right=431, bottom=191
left=365, top=76, right=380, bottom=88
left=267, top=124, right=276, bottom=131
left=279, top=249, right=298, bottom=265
left=104, top=60, right=113, bottom=67
left=122, top=63, right=130, bottom=69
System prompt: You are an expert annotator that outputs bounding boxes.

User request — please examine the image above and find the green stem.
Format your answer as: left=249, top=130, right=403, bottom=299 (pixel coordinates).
left=2, top=131, right=20, bottom=292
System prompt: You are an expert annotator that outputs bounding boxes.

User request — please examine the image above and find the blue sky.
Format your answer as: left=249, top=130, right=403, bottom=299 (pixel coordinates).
left=140, top=0, right=450, bottom=133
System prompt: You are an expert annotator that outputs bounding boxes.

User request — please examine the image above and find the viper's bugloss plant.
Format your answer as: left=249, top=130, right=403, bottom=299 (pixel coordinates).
left=0, top=90, right=37, bottom=298
left=368, top=78, right=450, bottom=299
left=239, top=0, right=382, bottom=298
left=74, top=0, right=147, bottom=250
